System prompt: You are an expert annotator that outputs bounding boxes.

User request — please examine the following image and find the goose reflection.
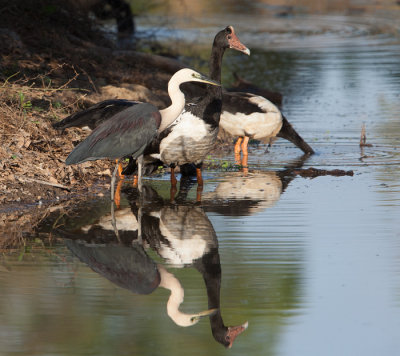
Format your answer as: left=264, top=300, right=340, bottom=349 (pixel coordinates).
left=202, top=154, right=309, bottom=216
left=203, top=170, right=283, bottom=215
left=126, top=186, right=249, bottom=348
left=141, top=203, right=216, bottom=267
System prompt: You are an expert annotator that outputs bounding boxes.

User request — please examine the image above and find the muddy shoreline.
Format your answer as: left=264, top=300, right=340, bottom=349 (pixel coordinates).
left=0, top=1, right=193, bottom=241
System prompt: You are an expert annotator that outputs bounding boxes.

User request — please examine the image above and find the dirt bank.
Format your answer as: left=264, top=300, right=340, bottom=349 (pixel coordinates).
left=0, top=1, right=195, bottom=242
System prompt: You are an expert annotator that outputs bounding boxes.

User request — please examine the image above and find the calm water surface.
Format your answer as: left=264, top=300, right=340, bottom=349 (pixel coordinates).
left=1, top=7, right=400, bottom=356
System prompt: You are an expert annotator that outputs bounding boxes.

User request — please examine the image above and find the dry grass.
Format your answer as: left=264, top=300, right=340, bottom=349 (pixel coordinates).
left=0, top=64, right=113, bottom=197
left=0, top=0, right=179, bottom=244
left=0, top=65, right=117, bottom=243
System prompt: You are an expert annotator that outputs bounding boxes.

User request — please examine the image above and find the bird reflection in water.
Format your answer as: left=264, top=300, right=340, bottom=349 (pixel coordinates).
left=61, top=184, right=248, bottom=348
left=136, top=187, right=249, bottom=347
left=65, top=238, right=215, bottom=327
left=202, top=154, right=309, bottom=216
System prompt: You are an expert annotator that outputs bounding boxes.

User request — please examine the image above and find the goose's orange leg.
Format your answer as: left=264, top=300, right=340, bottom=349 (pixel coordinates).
left=196, top=167, right=203, bottom=186
left=196, top=185, right=203, bottom=202
left=241, top=136, right=249, bottom=175
left=234, top=137, right=243, bottom=164
left=170, top=167, right=177, bottom=201
left=195, top=167, right=204, bottom=202
left=132, top=175, right=138, bottom=188
left=241, top=136, right=249, bottom=156
left=170, top=166, right=177, bottom=187
left=114, top=179, right=124, bottom=208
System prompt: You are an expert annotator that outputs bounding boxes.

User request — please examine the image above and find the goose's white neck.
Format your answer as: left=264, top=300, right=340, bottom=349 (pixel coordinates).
left=158, top=264, right=200, bottom=327
left=158, top=78, right=185, bottom=133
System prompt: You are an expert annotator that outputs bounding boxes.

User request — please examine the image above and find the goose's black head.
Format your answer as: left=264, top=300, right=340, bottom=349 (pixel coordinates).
left=213, top=26, right=250, bottom=55
left=213, top=320, right=249, bottom=348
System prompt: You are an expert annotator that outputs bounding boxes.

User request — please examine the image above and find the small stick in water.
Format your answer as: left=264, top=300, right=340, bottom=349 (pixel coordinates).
left=360, top=123, right=373, bottom=147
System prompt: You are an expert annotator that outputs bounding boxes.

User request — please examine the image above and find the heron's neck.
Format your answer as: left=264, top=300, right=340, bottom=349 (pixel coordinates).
left=158, top=81, right=185, bottom=133
left=158, top=265, right=197, bottom=327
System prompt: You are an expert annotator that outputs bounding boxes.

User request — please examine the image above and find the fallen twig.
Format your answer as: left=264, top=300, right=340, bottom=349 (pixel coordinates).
left=15, top=176, right=70, bottom=191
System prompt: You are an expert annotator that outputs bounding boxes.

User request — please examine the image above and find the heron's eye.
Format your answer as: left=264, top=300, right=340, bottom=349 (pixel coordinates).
left=226, top=26, right=232, bottom=34
left=225, top=335, right=230, bottom=341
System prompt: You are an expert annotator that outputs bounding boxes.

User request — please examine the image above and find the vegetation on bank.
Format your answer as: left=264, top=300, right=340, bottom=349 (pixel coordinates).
left=0, top=1, right=179, bottom=241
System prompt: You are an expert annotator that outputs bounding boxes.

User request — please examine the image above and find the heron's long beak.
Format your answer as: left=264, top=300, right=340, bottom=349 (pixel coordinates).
left=190, top=308, right=218, bottom=323
left=196, top=74, right=221, bottom=86
left=228, top=26, right=251, bottom=56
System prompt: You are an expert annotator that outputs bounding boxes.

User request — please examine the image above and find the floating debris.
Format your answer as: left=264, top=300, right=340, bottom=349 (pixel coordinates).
left=287, top=167, right=354, bottom=178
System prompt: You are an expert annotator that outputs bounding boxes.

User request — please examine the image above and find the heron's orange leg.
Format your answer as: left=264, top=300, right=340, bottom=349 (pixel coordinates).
left=196, top=167, right=204, bottom=186
left=116, top=160, right=125, bottom=179
left=132, top=175, right=138, bottom=188
left=234, top=137, right=243, bottom=164
left=114, top=179, right=124, bottom=208
left=113, top=159, right=125, bottom=207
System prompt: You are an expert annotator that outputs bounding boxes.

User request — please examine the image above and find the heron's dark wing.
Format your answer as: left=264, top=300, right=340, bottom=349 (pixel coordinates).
left=66, top=103, right=161, bottom=164
left=65, top=240, right=160, bottom=295
left=53, top=99, right=141, bottom=130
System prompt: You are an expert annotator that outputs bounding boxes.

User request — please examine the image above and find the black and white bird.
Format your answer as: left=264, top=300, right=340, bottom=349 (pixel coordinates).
left=138, top=26, right=250, bottom=187
left=220, top=91, right=314, bottom=168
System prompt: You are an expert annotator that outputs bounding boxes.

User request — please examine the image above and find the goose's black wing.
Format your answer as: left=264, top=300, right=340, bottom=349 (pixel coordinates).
left=221, top=91, right=264, bottom=115
left=222, top=92, right=314, bottom=154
